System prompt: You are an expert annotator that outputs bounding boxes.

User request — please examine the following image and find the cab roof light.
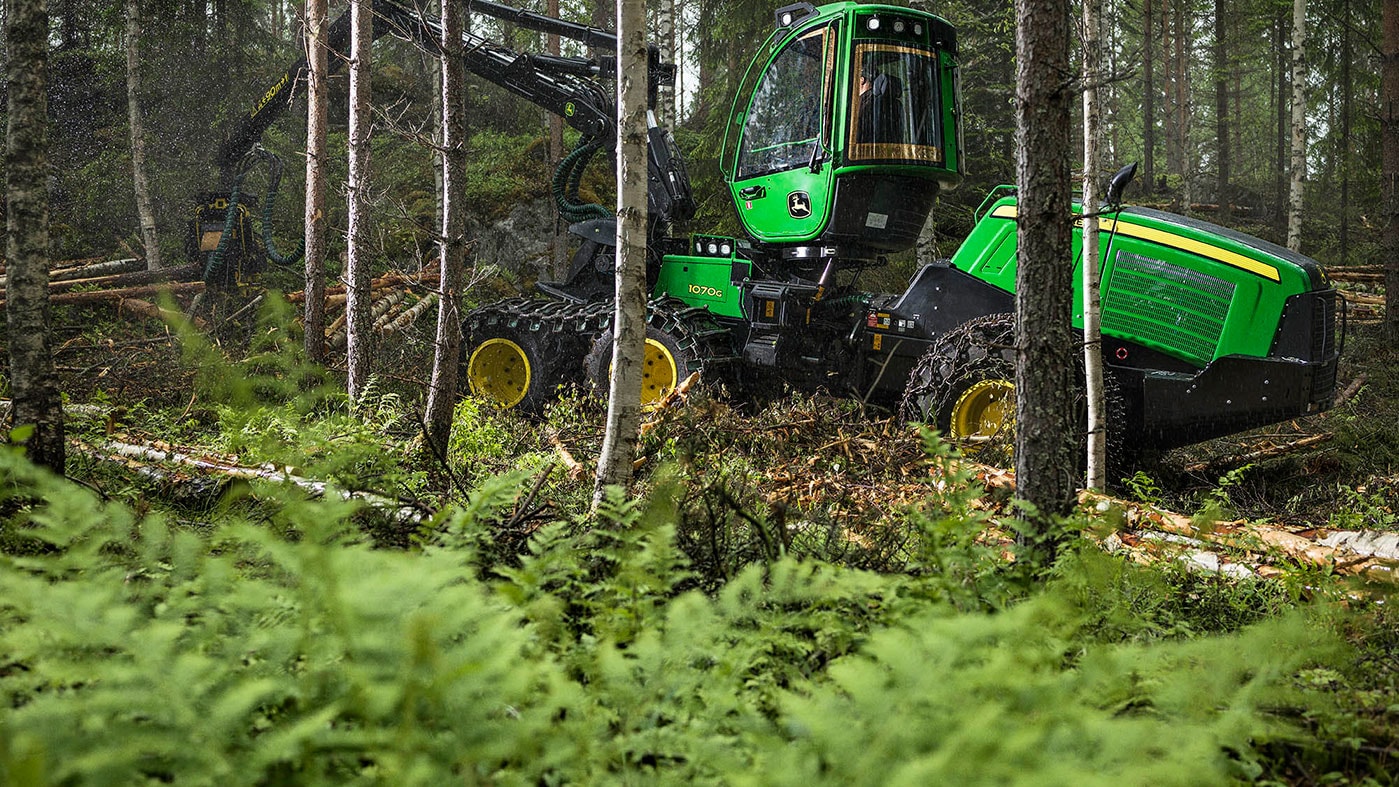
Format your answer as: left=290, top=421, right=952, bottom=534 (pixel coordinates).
left=774, top=1, right=816, bottom=29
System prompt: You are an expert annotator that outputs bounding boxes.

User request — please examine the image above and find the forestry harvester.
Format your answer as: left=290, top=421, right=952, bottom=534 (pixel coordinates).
left=206, top=0, right=1343, bottom=455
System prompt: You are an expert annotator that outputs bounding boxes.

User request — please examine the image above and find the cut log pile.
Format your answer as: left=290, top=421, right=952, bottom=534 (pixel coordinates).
left=289, top=265, right=443, bottom=352
left=0, top=257, right=206, bottom=312
left=1327, top=263, right=1388, bottom=323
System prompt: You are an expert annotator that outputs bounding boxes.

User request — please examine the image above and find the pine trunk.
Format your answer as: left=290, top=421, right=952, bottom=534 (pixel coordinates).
left=547, top=0, right=568, bottom=279
left=5, top=0, right=65, bottom=473
left=126, top=0, right=162, bottom=270
left=1276, top=14, right=1288, bottom=229
left=1214, top=0, right=1230, bottom=220
left=1014, top=0, right=1078, bottom=558
left=425, top=0, right=467, bottom=454
left=345, top=0, right=374, bottom=399
left=303, top=0, right=329, bottom=363
left=1287, top=0, right=1306, bottom=252
left=594, top=0, right=650, bottom=499
left=1339, top=0, right=1351, bottom=264
left=1383, top=0, right=1399, bottom=340
left=1143, top=0, right=1156, bottom=192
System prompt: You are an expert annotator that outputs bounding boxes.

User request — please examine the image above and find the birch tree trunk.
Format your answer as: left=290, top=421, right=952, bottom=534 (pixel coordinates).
left=657, top=0, right=676, bottom=125
left=1082, top=0, right=1106, bottom=491
left=5, top=0, right=65, bottom=473
left=345, top=0, right=374, bottom=399
left=303, top=0, right=329, bottom=363
left=1287, top=0, right=1307, bottom=252
left=1014, top=0, right=1077, bottom=561
left=424, top=0, right=467, bottom=454
left=1383, top=0, right=1399, bottom=341
left=125, top=0, right=162, bottom=270
left=594, top=0, right=650, bottom=501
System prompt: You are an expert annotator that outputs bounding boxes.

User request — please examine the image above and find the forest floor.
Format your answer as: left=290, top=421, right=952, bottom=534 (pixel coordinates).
left=36, top=281, right=1397, bottom=539
left=7, top=276, right=1399, bottom=784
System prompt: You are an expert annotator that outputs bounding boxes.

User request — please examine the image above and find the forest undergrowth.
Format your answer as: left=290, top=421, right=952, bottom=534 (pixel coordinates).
left=1, top=298, right=1397, bottom=784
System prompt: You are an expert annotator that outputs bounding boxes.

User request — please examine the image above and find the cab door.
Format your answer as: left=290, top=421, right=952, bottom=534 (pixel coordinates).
left=728, top=23, right=837, bottom=244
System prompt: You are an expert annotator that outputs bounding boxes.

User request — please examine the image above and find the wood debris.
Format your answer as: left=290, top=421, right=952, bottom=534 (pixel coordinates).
left=71, top=437, right=424, bottom=523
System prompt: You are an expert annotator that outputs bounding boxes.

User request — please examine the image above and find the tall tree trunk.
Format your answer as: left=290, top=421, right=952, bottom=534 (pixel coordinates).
left=547, top=0, right=567, bottom=279
left=1143, top=0, right=1156, bottom=192
left=1276, top=13, right=1288, bottom=229
left=1014, top=0, right=1077, bottom=561
left=1082, top=0, right=1106, bottom=490
left=5, top=0, right=65, bottom=473
left=126, top=0, right=162, bottom=270
left=303, top=0, right=329, bottom=363
left=657, top=0, right=676, bottom=125
left=345, top=0, right=374, bottom=399
left=1383, top=0, right=1399, bottom=341
left=1287, top=0, right=1306, bottom=252
left=1339, top=0, right=1351, bottom=263
left=1214, top=0, right=1230, bottom=220
left=594, top=0, right=650, bottom=499
left=425, top=0, right=467, bottom=455
left=1173, top=0, right=1191, bottom=212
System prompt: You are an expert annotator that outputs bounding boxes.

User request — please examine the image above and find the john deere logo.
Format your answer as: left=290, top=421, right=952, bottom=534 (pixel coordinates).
left=564, top=102, right=576, bottom=117
left=788, top=191, right=812, bottom=219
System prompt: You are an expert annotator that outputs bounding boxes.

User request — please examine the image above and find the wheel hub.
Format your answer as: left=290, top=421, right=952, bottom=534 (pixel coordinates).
left=951, top=379, right=1015, bottom=440
left=641, top=337, right=678, bottom=404
left=468, top=338, right=531, bottom=408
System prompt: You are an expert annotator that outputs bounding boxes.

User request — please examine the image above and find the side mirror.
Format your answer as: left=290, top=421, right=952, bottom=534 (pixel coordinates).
left=1105, top=162, right=1138, bottom=209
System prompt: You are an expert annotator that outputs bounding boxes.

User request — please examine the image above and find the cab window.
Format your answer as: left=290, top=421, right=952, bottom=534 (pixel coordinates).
left=737, top=27, right=830, bottom=180
left=849, top=43, right=944, bottom=164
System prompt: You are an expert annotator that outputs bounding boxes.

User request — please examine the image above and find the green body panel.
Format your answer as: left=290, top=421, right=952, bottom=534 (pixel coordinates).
left=726, top=2, right=961, bottom=246
left=949, top=197, right=1323, bottom=367
left=653, top=238, right=751, bottom=318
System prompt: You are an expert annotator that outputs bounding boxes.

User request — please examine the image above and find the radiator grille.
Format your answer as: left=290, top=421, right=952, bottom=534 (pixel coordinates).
left=1103, top=251, right=1236, bottom=366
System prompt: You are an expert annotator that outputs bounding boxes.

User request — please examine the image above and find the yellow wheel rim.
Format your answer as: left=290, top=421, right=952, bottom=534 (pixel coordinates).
left=467, top=338, right=531, bottom=408
left=950, top=379, right=1015, bottom=440
left=640, top=338, right=679, bottom=404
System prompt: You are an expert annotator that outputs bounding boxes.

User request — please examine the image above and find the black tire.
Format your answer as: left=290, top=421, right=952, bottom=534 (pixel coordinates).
left=901, top=313, right=1019, bottom=464
left=901, top=312, right=1132, bottom=474
left=584, top=297, right=735, bottom=404
left=462, top=298, right=608, bottom=413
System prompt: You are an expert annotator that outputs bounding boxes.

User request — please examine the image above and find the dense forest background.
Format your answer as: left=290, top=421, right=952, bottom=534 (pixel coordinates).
left=4, top=0, right=1387, bottom=284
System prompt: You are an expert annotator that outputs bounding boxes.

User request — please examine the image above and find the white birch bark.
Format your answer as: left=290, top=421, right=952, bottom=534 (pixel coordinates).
left=1082, top=0, right=1106, bottom=490
left=594, top=0, right=650, bottom=501
left=126, top=0, right=162, bottom=270
left=304, top=0, right=329, bottom=362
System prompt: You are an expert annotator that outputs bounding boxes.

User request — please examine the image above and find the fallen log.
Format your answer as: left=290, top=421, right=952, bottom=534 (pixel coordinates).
left=285, top=268, right=441, bottom=303
left=1341, top=291, right=1385, bottom=305
left=73, top=437, right=424, bottom=523
left=40, top=263, right=201, bottom=295
left=1181, top=432, right=1334, bottom=474
left=0, top=281, right=205, bottom=309
left=117, top=298, right=209, bottom=331
left=1082, top=490, right=1398, bottom=581
left=379, top=291, right=438, bottom=335
left=1327, top=271, right=1384, bottom=283
left=49, top=257, right=146, bottom=282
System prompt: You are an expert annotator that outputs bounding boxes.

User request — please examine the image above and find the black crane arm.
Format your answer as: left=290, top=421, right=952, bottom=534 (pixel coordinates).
left=215, top=0, right=673, bottom=183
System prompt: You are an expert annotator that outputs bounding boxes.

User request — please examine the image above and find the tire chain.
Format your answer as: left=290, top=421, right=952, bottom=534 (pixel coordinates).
left=464, top=297, right=614, bottom=341
left=899, top=313, right=1016, bottom=425
left=898, top=312, right=1134, bottom=473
